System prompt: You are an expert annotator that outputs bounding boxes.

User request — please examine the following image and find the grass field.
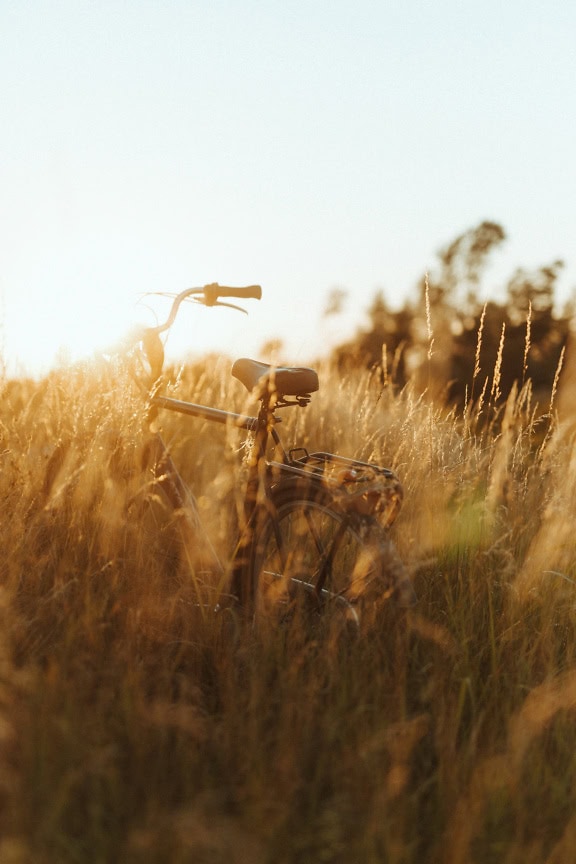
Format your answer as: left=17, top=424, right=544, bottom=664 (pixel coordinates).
left=1, top=350, right=576, bottom=863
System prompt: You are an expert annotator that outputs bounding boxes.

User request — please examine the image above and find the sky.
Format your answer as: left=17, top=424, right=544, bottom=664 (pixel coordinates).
left=1, top=0, right=575, bottom=377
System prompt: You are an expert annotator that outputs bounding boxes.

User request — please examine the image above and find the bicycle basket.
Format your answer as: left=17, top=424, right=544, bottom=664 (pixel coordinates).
left=291, top=451, right=403, bottom=527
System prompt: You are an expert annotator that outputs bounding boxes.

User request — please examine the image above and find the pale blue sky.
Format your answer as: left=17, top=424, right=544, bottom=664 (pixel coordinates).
left=1, top=0, right=575, bottom=375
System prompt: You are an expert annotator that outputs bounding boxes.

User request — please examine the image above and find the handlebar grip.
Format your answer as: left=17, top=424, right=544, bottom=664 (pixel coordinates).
left=203, top=283, right=262, bottom=306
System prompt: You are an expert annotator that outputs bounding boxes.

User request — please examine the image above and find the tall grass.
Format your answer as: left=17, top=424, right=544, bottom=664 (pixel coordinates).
left=1, top=337, right=576, bottom=863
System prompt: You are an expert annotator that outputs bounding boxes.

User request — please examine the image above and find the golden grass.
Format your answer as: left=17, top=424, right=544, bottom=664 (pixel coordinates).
left=0, top=340, right=575, bottom=863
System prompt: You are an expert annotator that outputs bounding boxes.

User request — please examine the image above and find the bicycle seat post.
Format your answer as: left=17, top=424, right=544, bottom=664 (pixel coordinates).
left=245, top=391, right=276, bottom=498
left=228, top=390, right=278, bottom=605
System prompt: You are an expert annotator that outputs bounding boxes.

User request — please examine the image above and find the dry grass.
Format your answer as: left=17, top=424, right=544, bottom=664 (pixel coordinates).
left=0, top=339, right=575, bottom=863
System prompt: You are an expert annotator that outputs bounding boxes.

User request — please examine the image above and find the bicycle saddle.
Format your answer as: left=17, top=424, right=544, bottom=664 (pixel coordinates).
left=232, top=358, right=319, bottom=398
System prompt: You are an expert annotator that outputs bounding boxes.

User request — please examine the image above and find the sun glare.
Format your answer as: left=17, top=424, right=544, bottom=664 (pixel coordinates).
left=63, top=304, right=142, bottom=364
left=4, top=295, right=144, bottom=378
left=3, top=289, right=272, bottom=379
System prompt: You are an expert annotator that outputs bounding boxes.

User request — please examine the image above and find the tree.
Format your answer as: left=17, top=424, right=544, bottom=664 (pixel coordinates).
left=423, top=220, right=506, bottom=310
left=331, top=290, right=412, bottom=387
left=329, top=221, right=571, bottom=410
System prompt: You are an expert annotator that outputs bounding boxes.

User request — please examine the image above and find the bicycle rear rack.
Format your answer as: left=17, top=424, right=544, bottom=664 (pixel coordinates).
left=289, top=450, right=398, bottom=481
left=267, top=450, right=403, bottom=527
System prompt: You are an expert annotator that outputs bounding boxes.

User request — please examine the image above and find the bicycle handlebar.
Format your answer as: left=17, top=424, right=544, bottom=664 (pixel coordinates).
left=151, top=283, right=262, bottom=335
left=134, top=282, right=262, bottom=382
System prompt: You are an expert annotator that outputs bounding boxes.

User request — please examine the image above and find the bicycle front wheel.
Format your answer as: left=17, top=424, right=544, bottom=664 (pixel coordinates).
left=250, top=480, right=411, bottom=625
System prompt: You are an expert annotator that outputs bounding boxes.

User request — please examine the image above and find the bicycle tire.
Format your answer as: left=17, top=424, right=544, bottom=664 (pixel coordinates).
left=248, top=478, right=413, bottom=624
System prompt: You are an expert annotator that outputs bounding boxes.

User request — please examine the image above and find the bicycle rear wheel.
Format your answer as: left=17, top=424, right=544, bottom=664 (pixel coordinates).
left=249, top=480, right=412, bottom=625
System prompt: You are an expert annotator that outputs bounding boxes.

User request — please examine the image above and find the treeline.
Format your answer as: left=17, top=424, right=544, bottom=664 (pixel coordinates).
left=330, top=221, right=572, bottom=408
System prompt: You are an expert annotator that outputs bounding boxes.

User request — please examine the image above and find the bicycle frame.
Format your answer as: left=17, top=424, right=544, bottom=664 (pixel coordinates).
left=148, top=388, right=403, bottom=604
left=147, top=389, right=311, bottom=598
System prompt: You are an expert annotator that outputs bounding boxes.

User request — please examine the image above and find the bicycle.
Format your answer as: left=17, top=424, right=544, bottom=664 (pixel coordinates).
left=124, top=282, right=415, bottom=627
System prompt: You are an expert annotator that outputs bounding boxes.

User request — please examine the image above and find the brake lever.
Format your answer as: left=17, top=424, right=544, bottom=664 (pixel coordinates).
left=191, top=298, right=248, bottom=314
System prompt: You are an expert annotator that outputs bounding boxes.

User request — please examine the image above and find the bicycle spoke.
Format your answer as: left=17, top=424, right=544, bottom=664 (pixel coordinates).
left=251, top=486, right=373, bottom=621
